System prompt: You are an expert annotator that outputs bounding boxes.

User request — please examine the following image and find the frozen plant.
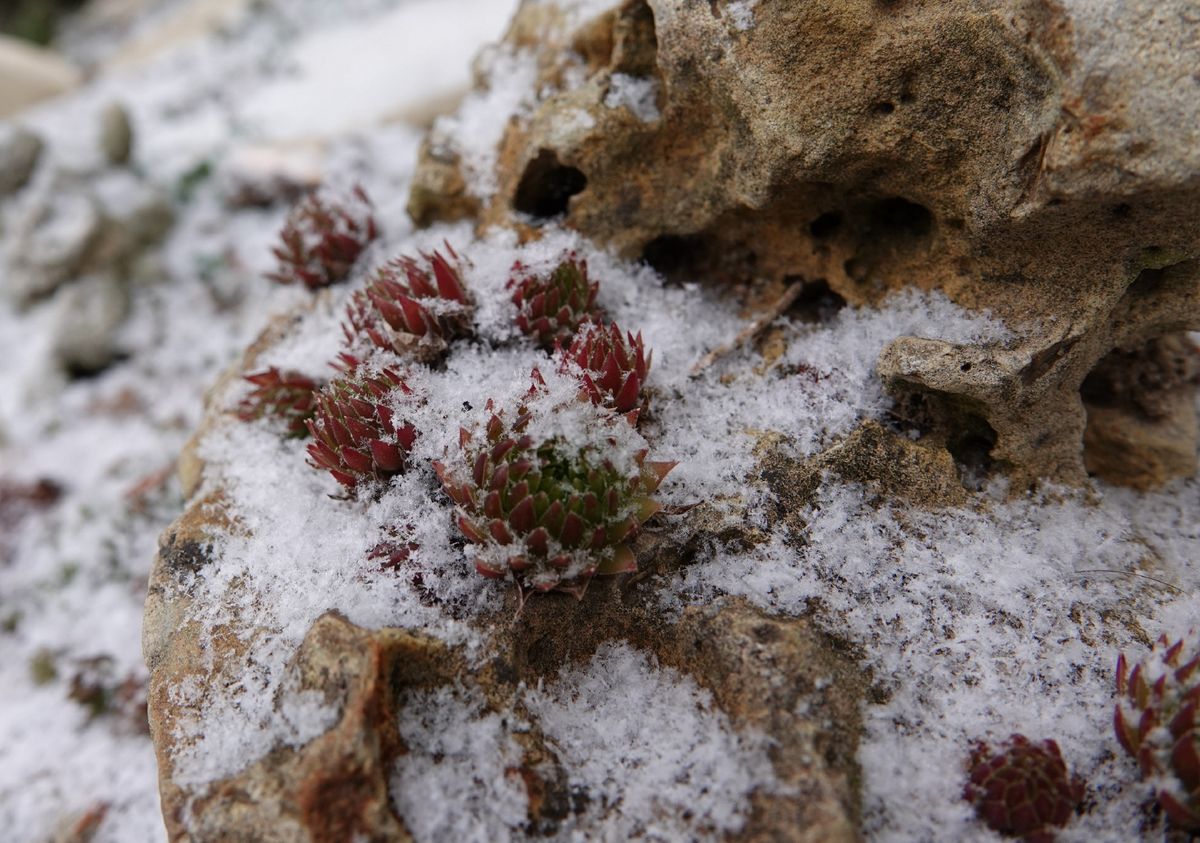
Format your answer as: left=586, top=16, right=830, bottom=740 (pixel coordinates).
left=1115, top=630, right=1200, bottom=830
left=343, top=245, right=473, bottom=363
left=508, top=253, right=600, bottom=348
left=236, top=368, right=319, bottom=438
left=559, top=320, right=651, bottom=417
left=963, top=734, right=1083, bottom=842
left=305, top=364, right=418, bottom=494
left=267, top=185, right=378, bottom=289
left=433, top=388, right=673, bottom=597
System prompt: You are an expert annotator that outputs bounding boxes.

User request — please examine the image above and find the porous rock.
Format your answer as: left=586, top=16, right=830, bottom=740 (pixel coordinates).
left=413, top=0, right=1200, bottom=489
left=146, top=319, right=867, bottom=839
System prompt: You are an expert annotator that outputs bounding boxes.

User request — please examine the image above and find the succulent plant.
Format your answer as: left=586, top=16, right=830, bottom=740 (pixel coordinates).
left=560, top=320, right=650, bottom=416
left=508, top=254, right=600, bottom=347
left=343, top=246, right=473, bottom=362
left=236, top=368, right=319, bottom=437
left=306, top=365, right=417, bottom=493
left=963, top=734, right=1083, bottom=842
left=1115, top=630, right=1200, bottom=830
left=267, top=186, right=377, bottom=289
left=432, top=397, right=673, bottom=596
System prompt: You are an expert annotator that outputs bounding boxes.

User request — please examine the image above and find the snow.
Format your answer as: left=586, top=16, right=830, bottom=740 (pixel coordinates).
left=604, top=74, right=661, bottom=123
left=392, top=684, right=529, bottom=843
left=525, top=642, right=777, bottom=842
left=0, top=1, right=1197, bottom=842
left=727, top=0, right=759, bottom=32
left=237, top=0, right=520, bottom=139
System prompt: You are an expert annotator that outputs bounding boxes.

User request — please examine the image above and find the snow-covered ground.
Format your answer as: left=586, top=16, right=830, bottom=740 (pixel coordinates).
left=0, top=1, right=1197, bottom=842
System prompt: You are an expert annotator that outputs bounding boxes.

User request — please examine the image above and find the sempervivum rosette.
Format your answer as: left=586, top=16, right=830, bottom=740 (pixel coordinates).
left=1115, top=630, right=1200, bottom=830
left=236, top=368, right=319, bottom=438
left=343, top=246, right=473, bottom=363
left=267, top=186, right=377, bottom=289
left=559, top=320, right=650, bottom=416
left=964, top=734, right=1083, bottom=842
left=433, top=383, right=673, bottom=597
left=306, top=364, right=417, bottom=494
left=508, top=254, right=600, bottom=348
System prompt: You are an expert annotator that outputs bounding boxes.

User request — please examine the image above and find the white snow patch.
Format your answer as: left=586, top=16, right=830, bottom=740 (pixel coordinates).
left=391, top=684, right=529, bottom=843
left=431, top=47, right=541, bottom=200
left=238, top=0, right=518, bottom=140
left=604, top=74, right=661, bottom=123
left=526, top=642, right=778, bottom=841
left=728, top=0, right=759, bottom=31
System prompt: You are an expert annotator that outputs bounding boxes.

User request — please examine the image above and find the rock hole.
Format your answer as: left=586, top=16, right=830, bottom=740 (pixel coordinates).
left=843, top=257, right=868, bottom=283
left=787, top=278, right=847, bottom=322
left=946, top=417, right=998, bottom=489
left=869, top=197, right=933, bottom=239
left=872, top=101, right=895, bottom=116
left=513, top=149, right=587, bottom=220
left=809, top=211, right=843, bottom=239
left=641, top=233, right=701, bottom=276
left=1082, top=334, right=1200, bottom=488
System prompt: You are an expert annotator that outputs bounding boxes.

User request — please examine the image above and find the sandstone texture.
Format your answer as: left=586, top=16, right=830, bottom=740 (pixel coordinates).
left=413, top=0, right=1200, bottom=490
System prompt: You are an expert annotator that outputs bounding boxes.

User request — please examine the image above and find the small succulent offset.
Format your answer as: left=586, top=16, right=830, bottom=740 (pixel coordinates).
left=306, top=365, right=417, bottom=493
left=560, top=320, right=650, bottom=416
left=236, top=368, right=319, bottom=438
left=963, top=734, right=1084, bottom=842
left=1115, top=630, right=1200, bottom=830
left=267, top=185, right=378, bottom=289
left=433, top=397, right=673, bottom=596
left=508, top=254, right=600, bottom=347
left=343, top=246, right=473, bottom=362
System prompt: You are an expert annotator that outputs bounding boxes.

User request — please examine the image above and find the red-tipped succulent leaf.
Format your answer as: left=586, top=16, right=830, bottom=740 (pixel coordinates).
left=343, top=244, right=473, bottom=362
left=267, top=186, right=377, bottom=289
left=1115, top=630, right=1200, bottom=830
left=508, top=254, right=600, bottom=348
left=306, top=365, right=417, bottom=493
left=964, top=734, right=1084, bottom=842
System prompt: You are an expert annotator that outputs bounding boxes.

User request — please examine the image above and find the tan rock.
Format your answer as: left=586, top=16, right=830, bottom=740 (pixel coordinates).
left=0, top=35, right=81, bottom=118
left=413, top=0, right=1200, bottom=489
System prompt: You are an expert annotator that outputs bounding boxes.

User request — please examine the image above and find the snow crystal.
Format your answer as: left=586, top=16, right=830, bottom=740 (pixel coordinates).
left=665, top=473, right=1200, bottom=841
left=727, top=0, right=759, bottom=31
left=391, top=684, right=528, bottom=843
left=604, top=74, right=661, bottom=123
left=525, top=642, right=777, bottom=841
left=431, top=47, right=540, bottom=200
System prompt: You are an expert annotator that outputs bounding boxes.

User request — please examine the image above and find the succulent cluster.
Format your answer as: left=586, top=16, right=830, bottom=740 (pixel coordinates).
left=343, top=246, right=473, bottom=362
left=236, top=368, right=319, bottom=437
left=508, top=254, right=600, bottom=347
left=1115, top=631, right=1200, bottom=830
left=306, top=364, right=417, bottom=493
left=560, top=320, right=650, bottom=416
left=964, top=734, right=1083, bottom=842
left=433, top=396, right=673, bottom=596
left=267, top=186, right=377, bottom=289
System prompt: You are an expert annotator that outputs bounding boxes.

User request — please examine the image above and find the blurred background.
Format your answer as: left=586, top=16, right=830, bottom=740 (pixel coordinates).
left=0, top=1, right=515, bottom=840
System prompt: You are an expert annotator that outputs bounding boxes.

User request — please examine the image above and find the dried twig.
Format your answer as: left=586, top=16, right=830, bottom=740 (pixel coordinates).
left=690, top=280, right=806, bottom=377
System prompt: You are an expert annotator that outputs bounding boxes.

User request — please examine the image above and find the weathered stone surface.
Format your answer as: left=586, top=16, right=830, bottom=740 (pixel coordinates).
left=147, top=321, right=867, bottom=838
left=0, top=34, right=81, bottom=117
left=50, top=274, right=130, bottom=374
left=1081, top=334, right=1200, bottom=489
left=0, top=125, right=42, bottom=196
left=99, top=102, right=134, bottom=167
left=413, top=0, right=1200, bottom=489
